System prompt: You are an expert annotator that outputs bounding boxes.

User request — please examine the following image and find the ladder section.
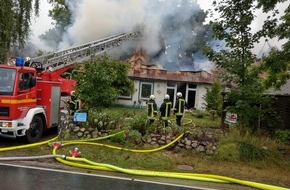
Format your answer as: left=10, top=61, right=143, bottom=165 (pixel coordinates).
left=29, top=29, right=142, bottom=71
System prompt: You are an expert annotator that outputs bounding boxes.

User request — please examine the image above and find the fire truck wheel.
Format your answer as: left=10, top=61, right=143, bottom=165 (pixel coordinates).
left=26, top=115, right=44, bottom=143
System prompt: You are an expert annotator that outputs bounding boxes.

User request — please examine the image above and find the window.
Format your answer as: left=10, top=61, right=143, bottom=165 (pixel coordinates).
left=167, top=82, right=176, bottom=87
left=0, top=68, right=16, bottom=95
left=140, top=82, right=153, bottom=100
left=19, top=72, right=33, bottom=91
left=188, top=84, right=197, bottom=89
left=119, top=90, right=132, bottom=99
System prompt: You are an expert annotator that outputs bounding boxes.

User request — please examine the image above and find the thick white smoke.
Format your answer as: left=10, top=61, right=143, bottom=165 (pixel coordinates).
left=59, top=0, right=164, bottom=55
left=56, top=0, right=207, bottom=70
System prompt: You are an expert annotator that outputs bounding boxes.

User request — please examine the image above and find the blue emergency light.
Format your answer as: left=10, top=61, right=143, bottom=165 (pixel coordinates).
left=15, top=57, right=25, bottom=67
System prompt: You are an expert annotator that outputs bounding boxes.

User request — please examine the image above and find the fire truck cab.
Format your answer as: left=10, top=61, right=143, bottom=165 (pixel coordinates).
left=0, top=27, right=142, bottom=143
left=0, top=61, right=61, bottom=143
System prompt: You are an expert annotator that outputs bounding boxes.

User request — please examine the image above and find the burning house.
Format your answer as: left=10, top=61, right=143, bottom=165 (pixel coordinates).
left=117, top=49, right=216, bottom=110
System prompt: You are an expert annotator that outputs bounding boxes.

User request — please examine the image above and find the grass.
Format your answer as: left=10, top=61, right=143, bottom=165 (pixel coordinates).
left=1, top=107, right=289, bottom=188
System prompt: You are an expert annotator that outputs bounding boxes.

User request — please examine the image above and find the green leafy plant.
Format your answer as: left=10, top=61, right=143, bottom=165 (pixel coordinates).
left=203, top=80, right=222, bottom=116
left=237, top=140, right=269, bottom=162
left=129, top=114, right=148, bottom=136
left=72, top=54, right=134, bottom=109
left=109, top=130, right=126, bottom=144
left=127, top=130, right=143, bottom=145
left=275, top=130, right=290, bottom=145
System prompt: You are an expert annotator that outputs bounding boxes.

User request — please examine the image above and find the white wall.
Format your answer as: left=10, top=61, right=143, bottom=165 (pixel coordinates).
left=152, top=82, right=167, bottom=109
left=117, top=80, right=211, bottom=110
left=195, top=84, right=210, bottom=110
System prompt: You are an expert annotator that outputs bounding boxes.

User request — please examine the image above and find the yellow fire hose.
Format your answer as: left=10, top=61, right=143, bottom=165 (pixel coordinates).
left=0, top=131, right=289, bottom=190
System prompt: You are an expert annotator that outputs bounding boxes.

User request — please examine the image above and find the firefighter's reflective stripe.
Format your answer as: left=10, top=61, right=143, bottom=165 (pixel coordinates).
left=147, top=102, right=155, bottom=118
left=176, top=99, right=185, bottom=116
left=1, top=99, right=37, bottom=104
left=162, top=102, right=172, bottom=120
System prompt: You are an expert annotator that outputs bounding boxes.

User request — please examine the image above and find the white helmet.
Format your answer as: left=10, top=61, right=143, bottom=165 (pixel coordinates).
left=25, top=57, right=31, bottom=62
left=177, top=92, right=182, bottom=97
left=164, top=94, right=170, bottom=100
left=149, top=94, right=155, bottom=100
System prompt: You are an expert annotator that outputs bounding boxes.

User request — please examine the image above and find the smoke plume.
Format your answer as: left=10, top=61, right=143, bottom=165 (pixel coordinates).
left=56, top=0, right=209, bottom=71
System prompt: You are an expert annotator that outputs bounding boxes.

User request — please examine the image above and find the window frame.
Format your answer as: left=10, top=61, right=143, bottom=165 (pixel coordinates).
left=139, top=81, right=154, bottom=100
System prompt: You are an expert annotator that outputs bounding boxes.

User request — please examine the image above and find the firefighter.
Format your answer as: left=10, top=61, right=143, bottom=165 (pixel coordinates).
left=67, top=91, right=78, bottom=115
left=159, top=94, right=172, bottom=127
left=147, top=94, right=158, bottom=124
left=24, top=57, right=31, bottom=66
left=174, top=92, right=187, bottom=126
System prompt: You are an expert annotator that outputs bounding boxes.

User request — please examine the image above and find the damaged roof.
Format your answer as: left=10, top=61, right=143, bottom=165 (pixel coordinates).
left=127, top=49, right=215, bottom=84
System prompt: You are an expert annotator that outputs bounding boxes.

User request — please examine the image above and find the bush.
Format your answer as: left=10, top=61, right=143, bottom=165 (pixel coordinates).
left=127, top=130, right=143, bottom=145
left=274, top=129, right=290, bottom=145
left=129, top=114, right=148, bottom=136
left=109, top=130, right=126, bottom=144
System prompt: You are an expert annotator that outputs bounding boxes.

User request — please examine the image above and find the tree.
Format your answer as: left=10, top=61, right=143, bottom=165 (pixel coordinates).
left=259, top=2, right=290, bottom=89
left=203, top=0, right=287, bottom=131
left=0, top=0, right=40, bottom=62
left=39, top=0, right=72, bottom=49
left=72, top=55, right=134, bottom=109
left=203, top=80, right=222, bottom=116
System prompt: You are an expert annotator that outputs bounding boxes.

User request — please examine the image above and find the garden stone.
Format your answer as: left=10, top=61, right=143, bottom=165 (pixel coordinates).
left=91, top=131, right=98, bottom=138
left=77, top=132, right=83, bottom=137
left=177, top=165, right=194, bottom=171
left=73, top=126, right=80, bottom=132
left=191, top=141, right=198, bottom=148
left=196, top=145, right=205, bottom=152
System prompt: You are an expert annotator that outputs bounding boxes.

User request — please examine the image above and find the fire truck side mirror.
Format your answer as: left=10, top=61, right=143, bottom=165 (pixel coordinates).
left=29, top=77, right=37, bottom=88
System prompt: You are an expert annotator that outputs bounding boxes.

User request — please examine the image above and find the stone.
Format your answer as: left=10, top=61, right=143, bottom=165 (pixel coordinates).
left=196, top=145, right=205, bottom=152
left=77, top=132, right=83, bottom=137
left=158, top=140, right=166, bottom=145
left=185, top=140, right=191, bottom=146
left=177, top=165, right=194, bottom=171
left=80, top=127, right=86, bottom=132
left=206, top=149, right=214, bottom=155
left=91, top=131, right=98, bottom=138
left=185, top=145, right=192, bottom=150
left=73, top=126, right=80, bottom=132
left=166, top=139, right=172, bottom=144
left=191, top=141, right=198, bottom=148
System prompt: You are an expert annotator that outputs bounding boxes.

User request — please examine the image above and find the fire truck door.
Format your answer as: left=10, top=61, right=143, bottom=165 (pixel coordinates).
left=50, top=86, right=61, bottom=126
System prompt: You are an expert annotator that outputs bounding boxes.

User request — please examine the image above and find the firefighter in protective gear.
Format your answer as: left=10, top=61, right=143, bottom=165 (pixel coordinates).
left=24, top=57, right=31, bottom=66
left=159, top=94, right=172, bottom=127
left=174, top=92, right=187, bottom=126
left=67, top=91, right=79, bottom=115
left=147, top=94, right=158, bottom=124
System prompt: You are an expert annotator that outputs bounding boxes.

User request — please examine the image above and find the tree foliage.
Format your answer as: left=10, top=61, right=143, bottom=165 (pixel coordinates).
left=203, top=80, right=222, bottom=115
left=39, top=0, right=72, bottom=49
left=0, top=0, right=40, bottom=62
left=259, top=2, right=290, bottom=89
left=204, top=0, right=288, bottom=130
left=72, top=55, right=134, bottom=109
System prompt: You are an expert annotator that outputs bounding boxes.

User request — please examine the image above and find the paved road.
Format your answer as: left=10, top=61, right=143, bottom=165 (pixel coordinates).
left=0, top=163, right=216, bottom=190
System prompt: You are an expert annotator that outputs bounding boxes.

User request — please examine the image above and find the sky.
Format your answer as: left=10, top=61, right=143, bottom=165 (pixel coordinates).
left=30, top=0, right=288, bottom=66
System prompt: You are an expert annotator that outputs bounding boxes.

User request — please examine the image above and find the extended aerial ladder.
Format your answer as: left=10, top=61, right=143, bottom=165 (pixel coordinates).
left=23, top=27, right=142, bottom=96
left=26, top=28, right=142, bottom=72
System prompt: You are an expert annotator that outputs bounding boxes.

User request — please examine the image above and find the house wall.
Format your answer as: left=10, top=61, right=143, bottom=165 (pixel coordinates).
left=117, top=79, right=211, bottom=110
left=195, top=84, right=210, bottom=110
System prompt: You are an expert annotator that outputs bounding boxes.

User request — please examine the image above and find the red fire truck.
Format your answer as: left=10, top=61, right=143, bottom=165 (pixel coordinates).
left=0, top=29, right=141, bottom=143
